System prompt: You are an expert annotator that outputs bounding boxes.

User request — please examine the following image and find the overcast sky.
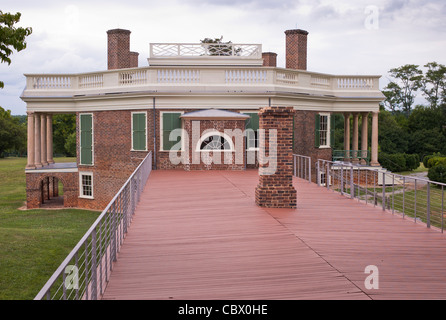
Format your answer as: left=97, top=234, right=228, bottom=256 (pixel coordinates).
left=1, top=0, right=445, bottom=114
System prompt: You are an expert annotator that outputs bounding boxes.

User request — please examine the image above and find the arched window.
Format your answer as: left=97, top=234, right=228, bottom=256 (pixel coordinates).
left=197, top=132, right=234, bottom=151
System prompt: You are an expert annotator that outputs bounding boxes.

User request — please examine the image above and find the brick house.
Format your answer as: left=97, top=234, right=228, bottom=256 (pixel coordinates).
left=21, top=28, right=384, bottom=210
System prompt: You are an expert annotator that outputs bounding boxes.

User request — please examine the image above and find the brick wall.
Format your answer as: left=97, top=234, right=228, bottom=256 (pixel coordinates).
left=285, top=29, right=308, bottom=70
left=255, top=106, right=297, bottom=208
left=76, top=110, right=149, bottom=210
left=293, top=110, right=332, bottom=182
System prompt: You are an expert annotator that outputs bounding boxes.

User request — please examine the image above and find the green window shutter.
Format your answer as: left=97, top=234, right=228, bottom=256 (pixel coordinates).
left=132, top=113, right=146, bottom=150
left=330, top=114, right=335, bottom=148
left=314, top=114, right=320, bottom=148
left=80, top=114, right=93, bottom=165
left=162, top=113, right=181, bottom=150
left=245, top=113, right=259, bottom=149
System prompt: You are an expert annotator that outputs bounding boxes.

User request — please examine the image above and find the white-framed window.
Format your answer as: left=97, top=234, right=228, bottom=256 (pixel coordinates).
left=160, top=111, right=183, bottom=151
left=196, top=131, right=235, bottom=152
left=131, top=111, right=147, bottom=151
left=318, top=113, right=331, bottom=148
left=79, top=172, right=94, bottom=199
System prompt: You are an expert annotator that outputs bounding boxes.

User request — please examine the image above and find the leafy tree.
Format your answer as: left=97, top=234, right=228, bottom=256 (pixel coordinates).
left=0, top=11, right=32, bottom=88
left=378, top=110, right=409, bottom=154
left=53, top=114, right=76, bottom=156
left=382, top=64, right=423, bottom=116
left=0, top=107, right=26, bottom=156
left=421, top=62, right=446, bottom=109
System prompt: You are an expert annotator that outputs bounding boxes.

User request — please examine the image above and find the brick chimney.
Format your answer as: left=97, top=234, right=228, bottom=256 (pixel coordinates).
left=107, top=29, right=136, bottom=70
left=262, top=52, right=277, bottom=67
left=285, top=29, right=309, bottom=70
left=130, top=51, right=139, bottom=68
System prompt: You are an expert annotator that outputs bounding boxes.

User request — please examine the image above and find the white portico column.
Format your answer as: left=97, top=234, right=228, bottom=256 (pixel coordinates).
left=343, top=113, right=351, bottom=161
left=360, top=112, right=369, bottom=165
left=34, top=113, right=42, bottom=168
left=370, top=111, right=380, bottom=167
left=26, top=112, right=35, bottom=169
left=46, top=114, right=54, bottom=164
left=352, top=112, right=359, bottom=163
left=40, top=113, right=48, bottom=166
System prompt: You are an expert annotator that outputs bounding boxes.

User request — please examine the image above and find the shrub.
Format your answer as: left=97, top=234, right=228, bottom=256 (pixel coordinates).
left=428, top=164, right=446, bottom=184
left=423, top=152, right=443, bottom=168
left=427, top=156, right=446, bottom=169
left=379, top=153, right=420, bottom=172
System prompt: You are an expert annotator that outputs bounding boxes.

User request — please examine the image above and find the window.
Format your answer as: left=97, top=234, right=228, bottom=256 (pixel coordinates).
left=79, top=172, right=93, bottom=199
left=161, top=112, right=182, bottom=151
left=132, top=112, right=147, bottom=151
left=319, top=114, right=329, bottom=146
left=243, top=112, right=259, bottom=150
left=197, top=132, right=234, bottom=152
left=200, top=135, right=231, bottom=150
left=80, top=114, right=93, bottom=165
left=315, top=113, right=333, bottom=148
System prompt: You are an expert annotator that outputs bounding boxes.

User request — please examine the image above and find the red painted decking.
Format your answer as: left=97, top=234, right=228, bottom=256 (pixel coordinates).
left=102, top=170, right=446, bottom=300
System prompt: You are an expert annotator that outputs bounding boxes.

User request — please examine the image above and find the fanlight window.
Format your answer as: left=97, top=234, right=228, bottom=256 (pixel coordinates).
left=198, top=132, right=234, bottom=151
left=200, top=135, right=231, bottom=150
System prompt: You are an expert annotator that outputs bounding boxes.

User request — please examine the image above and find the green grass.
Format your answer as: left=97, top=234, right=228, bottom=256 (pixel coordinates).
left=0, top=157, right=100, bottom=300
left=394, top=162, right=428, bottom=176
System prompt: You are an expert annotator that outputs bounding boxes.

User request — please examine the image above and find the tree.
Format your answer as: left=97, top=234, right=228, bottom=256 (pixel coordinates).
left=53, top=114, right=76, bottom=156
left=421, top=62, right=446, bottom=109
left=382, top=64, right=423, bottom=116
left=0, top=107, right=26, bottom=156
left=0, top=11, right=32, bottom=88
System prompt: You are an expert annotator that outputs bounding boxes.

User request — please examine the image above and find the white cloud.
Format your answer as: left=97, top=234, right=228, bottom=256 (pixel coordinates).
left=0, top=0, right=445, bottom=114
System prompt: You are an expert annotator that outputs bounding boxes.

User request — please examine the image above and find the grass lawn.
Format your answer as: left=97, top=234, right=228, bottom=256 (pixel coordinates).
left=0, top=157, right=100, bottom=300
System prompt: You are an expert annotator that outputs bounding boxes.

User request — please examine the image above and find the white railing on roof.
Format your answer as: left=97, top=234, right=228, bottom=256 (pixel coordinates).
left=24, top=68, right=380, bottom=92
left=150, top=43, right=262, bottom=59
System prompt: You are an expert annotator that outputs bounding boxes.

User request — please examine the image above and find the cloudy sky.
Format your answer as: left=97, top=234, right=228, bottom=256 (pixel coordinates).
left=1, top=0, right=445, bottom=114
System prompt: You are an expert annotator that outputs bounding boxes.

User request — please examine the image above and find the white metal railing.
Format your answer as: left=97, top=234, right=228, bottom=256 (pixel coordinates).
left=34, top=152, right=152, bottom=300
left=150, top=43, right=262, bottom=58
left=24, top=68, right=380, bottom=92
left=316, top=159, right=446, bottom=232
left=293, top=154, right=312, bottom=183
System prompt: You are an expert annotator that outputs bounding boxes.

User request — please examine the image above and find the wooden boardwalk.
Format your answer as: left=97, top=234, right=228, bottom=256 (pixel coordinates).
left=102, top=170, right=446, bottom=300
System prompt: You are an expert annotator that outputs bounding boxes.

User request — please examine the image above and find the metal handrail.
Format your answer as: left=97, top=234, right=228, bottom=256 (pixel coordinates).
left=292, top=154, right=312, bottom=183
left=316, top=159, right=446, bottom=232
left=34, top=151, right=153, bottom=300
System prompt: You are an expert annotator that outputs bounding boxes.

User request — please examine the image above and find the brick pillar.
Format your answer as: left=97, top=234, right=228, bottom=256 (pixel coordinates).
left=255, top=106, right=297, bottom=209
left=285, top=29, right=309, bottom=70
left=107, top=29, right=131, bottom=70
left=262, top=52, right=277, bottom=67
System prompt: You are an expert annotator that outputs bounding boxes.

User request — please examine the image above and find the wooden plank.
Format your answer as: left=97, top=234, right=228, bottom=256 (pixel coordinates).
left=102, top=170, right=446, bottom=300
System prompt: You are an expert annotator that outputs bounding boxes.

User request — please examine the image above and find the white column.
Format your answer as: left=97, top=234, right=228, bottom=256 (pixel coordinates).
left=360, top=112, right=369, bottom=165
left=370, top=111, right=379, bottom=167
left=26, top=112, right=35, bottom=169
left=34, top=113, right=42, bottom=168
left=352, top=113, right=359, bottom=163
left=40, top=114, right=48, bottom=166
left=343, top=113, right=350, bottom=161
left=46, top=114, right=54, bottom=164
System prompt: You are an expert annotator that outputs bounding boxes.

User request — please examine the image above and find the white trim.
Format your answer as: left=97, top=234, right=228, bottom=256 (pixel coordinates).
left=25, top=168, right=79, bottom=173
left=318, top=112, right=331, bottom=148
left=160, top=111, right=184, bottom=151
left=79, top=172, right=94, bottom=199
left=195, top=130, right=235, bottom=152
left=79, top=113, right=94, bottom=166
left=131, top=111, right=148, bottom=151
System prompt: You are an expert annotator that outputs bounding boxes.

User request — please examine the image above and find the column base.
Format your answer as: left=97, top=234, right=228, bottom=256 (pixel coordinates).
left=370, top=161, right=380, bottom=167
left=47, top=160, right=55, bottom=164
left=25, top=165, right=36, bottom=170
left=255, top=185, right=297, bottom=209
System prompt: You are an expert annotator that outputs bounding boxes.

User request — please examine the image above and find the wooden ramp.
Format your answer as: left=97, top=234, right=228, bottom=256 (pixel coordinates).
left=102, top=170, right=446, bottom=300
